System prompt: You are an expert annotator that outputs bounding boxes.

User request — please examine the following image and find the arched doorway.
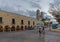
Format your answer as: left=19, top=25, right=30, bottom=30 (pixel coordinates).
left=0, top=25, right=3, bottom=32
left=25, top=26, right=27, bottom=30
left=16, top=25, right=20, bottom=31
left=31, top=25, right=34, bottom=30
left=11, top=25, right=15, bottom=31
left=28, top=26, right=30, bottom=30
left=4, top=25, right=10, bottom=32
left=31, top=26, right=32, bottom=28
left=21, top=26, right=23, bottom=30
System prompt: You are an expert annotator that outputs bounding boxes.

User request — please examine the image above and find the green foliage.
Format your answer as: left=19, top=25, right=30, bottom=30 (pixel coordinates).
left=44, top=22, right=49, bottom=26
left=57, top=18, right=60, bottom=24
left=41, top=19, right=46, bottom=22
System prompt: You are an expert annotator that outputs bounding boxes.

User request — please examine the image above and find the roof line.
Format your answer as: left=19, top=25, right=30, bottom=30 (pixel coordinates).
left=0, top=10, right=36, bottom=19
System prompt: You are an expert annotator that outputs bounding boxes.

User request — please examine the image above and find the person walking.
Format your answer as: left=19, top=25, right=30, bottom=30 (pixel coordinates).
left=39, top=28, right=41, bottom=34
left=42, top=26, right=45, bottom=34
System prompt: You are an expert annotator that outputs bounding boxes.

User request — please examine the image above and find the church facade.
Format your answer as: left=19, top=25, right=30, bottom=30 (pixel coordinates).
left=0, top=10, right=37, bottom=32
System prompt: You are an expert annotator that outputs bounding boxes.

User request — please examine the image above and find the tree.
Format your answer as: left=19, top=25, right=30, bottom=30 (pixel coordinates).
left=48, top=0, right=60, bottom=24
left=48, top=3, right=60, bottom=14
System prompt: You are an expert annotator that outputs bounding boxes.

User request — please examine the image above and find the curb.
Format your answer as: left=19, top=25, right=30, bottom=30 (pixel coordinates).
left=49, top=29, right=60, bottom=33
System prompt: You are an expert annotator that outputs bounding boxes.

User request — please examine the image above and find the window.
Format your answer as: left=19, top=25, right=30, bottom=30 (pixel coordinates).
left=12, top=19, right=15, bottom=24
left=21, top=20, right=24, bottom=25
left=33, top=21, right=35, bottom=25
left=28, top=21, right=30, bottom=25
left=0, top=17, right=2, bottom=23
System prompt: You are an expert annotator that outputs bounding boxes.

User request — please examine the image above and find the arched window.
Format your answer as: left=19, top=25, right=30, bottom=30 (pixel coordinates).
left=12, top=18, right=15, bottom=24
left=0, top=25, right=3, bottom=32
left=33, top=21, right=35, bottom=25
left=28, top=21, right=30, bottom=25
left=0, top=17, right=2, bottom=24
left=21, top=20, right=24, bottom=25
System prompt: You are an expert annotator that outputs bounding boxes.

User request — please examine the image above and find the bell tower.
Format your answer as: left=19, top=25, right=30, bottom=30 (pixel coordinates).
left=36, top=9, right=41, bottom=20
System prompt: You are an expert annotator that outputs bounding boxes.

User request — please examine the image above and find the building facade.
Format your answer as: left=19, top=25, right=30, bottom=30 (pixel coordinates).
left=0, top=10, right=37, bottom=32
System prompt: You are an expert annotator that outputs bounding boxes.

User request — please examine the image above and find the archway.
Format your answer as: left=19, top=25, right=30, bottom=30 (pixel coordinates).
left=25, top=26, right=27, bottom=30
left=21, top=26, right=23, bottom=30
left=31, top=25, right=34, bottom=30
left=11, top=25, right=15, bottom=31
left=0, top=25, right=3, bottom=32
left=4, top=25, right=10, bottom=32
left=31, top=26, right=32, bottom=28
left=28, top=26, right=30, bottom=30
left=16, top=25, right=20, bottom=31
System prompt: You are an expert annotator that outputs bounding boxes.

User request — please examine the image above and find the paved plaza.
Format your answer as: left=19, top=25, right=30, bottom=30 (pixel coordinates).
left=0, top=28, right=60, bottom=42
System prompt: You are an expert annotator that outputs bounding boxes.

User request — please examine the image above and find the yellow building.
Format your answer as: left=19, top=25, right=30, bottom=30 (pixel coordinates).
left=0, top=10, right=37, bottom=32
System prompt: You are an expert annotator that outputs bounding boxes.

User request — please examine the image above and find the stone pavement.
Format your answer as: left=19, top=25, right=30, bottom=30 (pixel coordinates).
left=0, top=29, right=60, bottom=42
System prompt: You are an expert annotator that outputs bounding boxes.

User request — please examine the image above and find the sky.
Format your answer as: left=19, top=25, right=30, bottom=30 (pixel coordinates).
left=40, top=0, right=54, bottom=18
left=54, top=0, right=60, bottom=4
left=0, top=0, right=54, bottom=18
left=40, top=0, right=53, bottom=12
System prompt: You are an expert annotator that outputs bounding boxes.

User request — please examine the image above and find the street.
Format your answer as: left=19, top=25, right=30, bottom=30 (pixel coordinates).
left=0, top=28, right=60, bottom=42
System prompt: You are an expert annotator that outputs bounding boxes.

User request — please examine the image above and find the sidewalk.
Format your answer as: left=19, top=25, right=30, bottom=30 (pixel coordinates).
left=47, top=25, right=60, bottom=33
left=49, top=29, right=60, bottom=33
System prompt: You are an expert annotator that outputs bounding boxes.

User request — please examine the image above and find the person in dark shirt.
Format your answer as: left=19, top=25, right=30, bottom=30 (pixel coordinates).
left=42, top=26, right=45, bottom=34
left=39, top=28, right=41, bottom=34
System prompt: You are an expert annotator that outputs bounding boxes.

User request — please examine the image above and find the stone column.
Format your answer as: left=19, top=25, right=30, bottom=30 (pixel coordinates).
left=3, top=27, right=4, bottom=32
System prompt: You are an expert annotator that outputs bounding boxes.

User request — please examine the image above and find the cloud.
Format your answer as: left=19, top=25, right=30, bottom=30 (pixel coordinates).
left=0, top=0, right=54, bottom=19
left=0, top=0, right=41, bottom=10
left=54, top=0, right=60, bottom=4
left=0, top=0, right=41, bottom=18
